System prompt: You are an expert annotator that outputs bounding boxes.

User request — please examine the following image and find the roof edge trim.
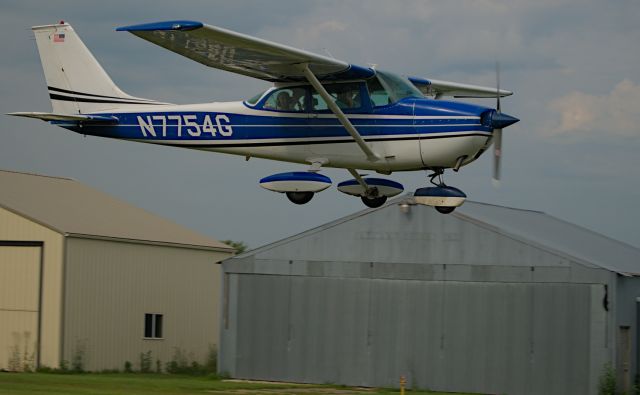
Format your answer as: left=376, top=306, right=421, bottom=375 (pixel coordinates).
left=66, top=233, right=235, bottom=253
left=0, top=169, right=75, bottom=181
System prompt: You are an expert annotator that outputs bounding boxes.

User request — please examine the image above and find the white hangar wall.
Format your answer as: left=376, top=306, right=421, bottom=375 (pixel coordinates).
left=220, top=201, right=638, bottom=395
left=63, top=237, right=227, bottom=371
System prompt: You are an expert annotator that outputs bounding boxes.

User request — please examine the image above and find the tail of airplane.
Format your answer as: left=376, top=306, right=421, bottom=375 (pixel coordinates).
left=30, top=21, right=164, bottom=115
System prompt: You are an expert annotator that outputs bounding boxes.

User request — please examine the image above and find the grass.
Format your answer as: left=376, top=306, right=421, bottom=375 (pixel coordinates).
left=0, top=372, right=481, bottom=395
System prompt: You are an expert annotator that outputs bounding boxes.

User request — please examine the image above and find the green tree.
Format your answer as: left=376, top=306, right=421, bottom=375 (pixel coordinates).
left=222, top=240, right=248, bottom=254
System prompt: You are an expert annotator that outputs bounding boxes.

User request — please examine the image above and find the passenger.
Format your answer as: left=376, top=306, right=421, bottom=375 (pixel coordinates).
left=290, top=89, right=306, bottom=111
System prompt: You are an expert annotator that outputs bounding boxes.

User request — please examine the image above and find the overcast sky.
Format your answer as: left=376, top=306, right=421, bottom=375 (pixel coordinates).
left=1, top=0, right=639, bottom=249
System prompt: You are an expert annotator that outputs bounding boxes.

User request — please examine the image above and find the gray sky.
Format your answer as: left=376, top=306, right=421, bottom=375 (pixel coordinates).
left=1, top=0, right=639, bottom=249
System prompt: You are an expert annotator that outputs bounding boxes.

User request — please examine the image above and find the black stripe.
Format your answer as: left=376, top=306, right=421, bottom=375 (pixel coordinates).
left=50, top=93, right=163, bottom=105
left=0, top=240, right=44, bottom=247
left=48, top=86, right=153, bottom=102
left=161, top=133, right=490, bottom=149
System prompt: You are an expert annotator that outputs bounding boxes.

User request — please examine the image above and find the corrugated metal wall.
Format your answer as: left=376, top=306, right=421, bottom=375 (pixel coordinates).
left=223, top=272, right=607, bottom=395
left=614, top=276, right=640, bottom=392
left=220, top=204, right=621, bottom=394
left=0, top=207, right=64, bottom=369
left=63, top=237, right=229, bottom=371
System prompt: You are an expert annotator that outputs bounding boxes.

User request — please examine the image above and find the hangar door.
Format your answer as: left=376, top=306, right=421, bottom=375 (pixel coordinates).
left=0, top=243, right=42, bottom=371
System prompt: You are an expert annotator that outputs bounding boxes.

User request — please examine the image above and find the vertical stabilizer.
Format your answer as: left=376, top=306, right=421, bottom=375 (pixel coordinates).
left=32, top=22, right=163, bottom=114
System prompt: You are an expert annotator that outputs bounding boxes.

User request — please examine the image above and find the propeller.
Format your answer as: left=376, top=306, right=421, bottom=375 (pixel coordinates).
left=480, top=63, right=518, bottom=184
left=493, top=62, right=502, bottom=183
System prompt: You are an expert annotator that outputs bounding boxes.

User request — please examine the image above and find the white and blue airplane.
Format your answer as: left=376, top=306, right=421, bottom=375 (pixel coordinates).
left=9, top=20, right=518, bottom=213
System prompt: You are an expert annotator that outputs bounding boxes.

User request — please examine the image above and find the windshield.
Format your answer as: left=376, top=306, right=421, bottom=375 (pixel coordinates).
left=246, top=89, right=269, bottom=105
left=374, top=70, right=423, bottom=103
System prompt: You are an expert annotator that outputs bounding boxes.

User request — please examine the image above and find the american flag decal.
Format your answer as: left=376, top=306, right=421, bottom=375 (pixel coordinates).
left=53, top=33, right=65, bottom=43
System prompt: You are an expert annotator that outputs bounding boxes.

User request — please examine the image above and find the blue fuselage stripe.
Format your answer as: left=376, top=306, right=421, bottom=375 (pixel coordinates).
left=54, top=111, right=492, bottom=142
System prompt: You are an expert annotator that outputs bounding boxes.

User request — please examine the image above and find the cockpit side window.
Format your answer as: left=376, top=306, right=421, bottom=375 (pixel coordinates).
left=262, top=87, right=308, bottom=112
left=367, top=70, right=423, bottom=107
left=311, top=82, right=363, bottom=111
left=367, top=78, right=391, bottom=107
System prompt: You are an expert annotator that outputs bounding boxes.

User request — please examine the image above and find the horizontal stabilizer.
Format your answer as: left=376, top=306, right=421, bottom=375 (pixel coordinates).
left=7, top=112, right=118, bottom=123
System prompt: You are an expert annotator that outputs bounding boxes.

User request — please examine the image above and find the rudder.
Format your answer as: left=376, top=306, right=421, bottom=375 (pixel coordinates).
left=32, top=22, right=163, bottom=114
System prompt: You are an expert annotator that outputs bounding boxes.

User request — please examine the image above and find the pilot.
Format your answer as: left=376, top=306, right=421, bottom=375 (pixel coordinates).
left=336, top=90, right=354, bottom=109
left=276, top=91, right=293, bottom=111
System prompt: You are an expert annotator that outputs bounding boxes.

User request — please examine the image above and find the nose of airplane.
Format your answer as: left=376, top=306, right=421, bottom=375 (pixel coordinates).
left=490, top=112, right=519, bottom=129
left=481, top=109, right=519, bottom=129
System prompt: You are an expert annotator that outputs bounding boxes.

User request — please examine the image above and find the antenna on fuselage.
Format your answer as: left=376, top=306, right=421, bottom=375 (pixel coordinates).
left=322, top=48, right=335, bottom=60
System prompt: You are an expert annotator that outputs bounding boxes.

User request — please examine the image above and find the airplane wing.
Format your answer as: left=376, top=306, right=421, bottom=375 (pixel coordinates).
left=116, top=20, right=374, bottom=82
left=408, top=77, right=512, bottom=98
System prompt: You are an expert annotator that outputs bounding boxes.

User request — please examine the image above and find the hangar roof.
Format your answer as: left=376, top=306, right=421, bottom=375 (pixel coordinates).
left=0, top=169, right=233, bottom=252
left=453, top=201, right=640, bottom=276
left=236, top=196, right=640, bottom=276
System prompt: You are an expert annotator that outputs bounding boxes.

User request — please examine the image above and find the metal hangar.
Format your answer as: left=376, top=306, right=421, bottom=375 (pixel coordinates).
left=220, top=197, right=640, bottom=395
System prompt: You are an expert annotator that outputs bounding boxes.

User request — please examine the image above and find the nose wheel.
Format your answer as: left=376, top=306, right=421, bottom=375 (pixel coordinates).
left=435, top=206, right=456, bottom=214
left=414, top=168, right=467, bottom=214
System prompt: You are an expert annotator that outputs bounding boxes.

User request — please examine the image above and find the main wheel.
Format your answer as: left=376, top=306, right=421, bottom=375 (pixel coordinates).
left=361, top=195, right=387, bottom=208
left=435, top=206, right=456, bottom=214
left=286, top=191, right=314, bottom=205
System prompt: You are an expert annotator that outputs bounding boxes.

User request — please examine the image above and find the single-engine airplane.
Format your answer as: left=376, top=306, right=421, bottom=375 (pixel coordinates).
left=9, top=20, right=518, bottom=213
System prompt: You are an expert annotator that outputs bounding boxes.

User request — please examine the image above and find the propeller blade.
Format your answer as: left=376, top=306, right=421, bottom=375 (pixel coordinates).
left=493, top=128, right=502, bottom=182
left=493, top=61, right=502, bottom=184
left=496, top=62, right=501, bottom=113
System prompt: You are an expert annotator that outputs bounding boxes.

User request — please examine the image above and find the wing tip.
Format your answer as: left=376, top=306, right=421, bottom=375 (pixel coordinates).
left=116, top=20, right=203, bottom=32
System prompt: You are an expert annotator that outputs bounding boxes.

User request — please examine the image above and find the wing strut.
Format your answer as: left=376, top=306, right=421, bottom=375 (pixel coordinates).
left=301, top=64, right=381, bottom=162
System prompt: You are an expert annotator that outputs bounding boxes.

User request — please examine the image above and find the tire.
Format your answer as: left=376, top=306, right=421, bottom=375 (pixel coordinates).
left=435, top=206, right=456, bottom=214
left=361, top=195, right=387, bottom=208
left=286, top=191, right=314, bottom=205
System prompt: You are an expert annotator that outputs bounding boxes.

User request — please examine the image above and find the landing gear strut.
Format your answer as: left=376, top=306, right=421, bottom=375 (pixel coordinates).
left=428, top=168, right=446, bottom=188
